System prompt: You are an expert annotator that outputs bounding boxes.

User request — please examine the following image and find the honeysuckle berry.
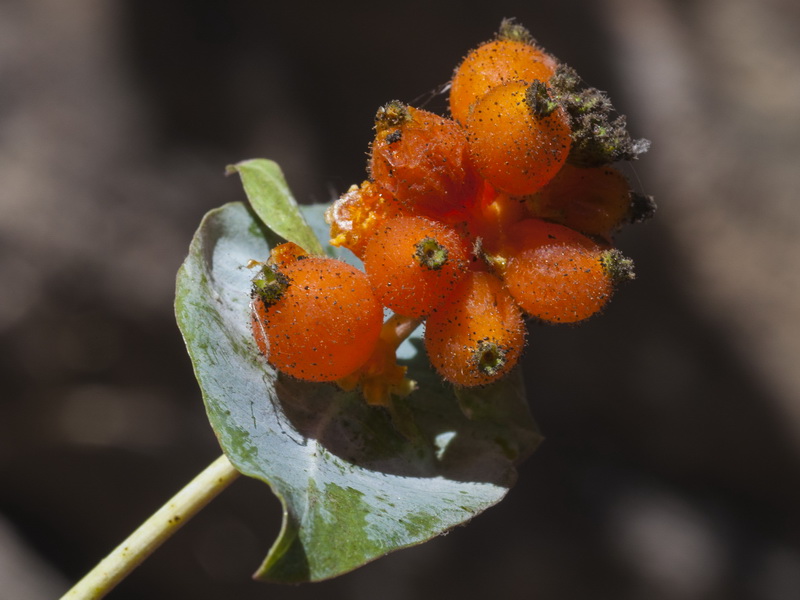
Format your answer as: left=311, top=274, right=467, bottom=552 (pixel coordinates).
left=424, top=271, right=525, bottom=387
left=499, top=219, right=634, bottom=324
left=251, top=256, right=383, bottom=382
left=524, top=163, right=635, bottom=238
left=466, top=80, right=572, bottom=196
left=363, top=215, right=471, bottom=318
left=449, top=19, right=557, bottom=125
left=369, top=102, right=480, bottom=222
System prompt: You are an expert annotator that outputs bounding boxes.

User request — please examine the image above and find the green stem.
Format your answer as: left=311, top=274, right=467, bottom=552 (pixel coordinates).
left=60, top=454, right=240, bottom=600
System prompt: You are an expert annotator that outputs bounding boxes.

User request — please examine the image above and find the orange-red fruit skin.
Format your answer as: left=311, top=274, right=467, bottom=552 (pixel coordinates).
left=251, top=257, right=383, bottom=382
left=501, top=219, right=612, bottom=324
left=369, top=105, right=478, bottom=221
left=466, top=80, right=571, bottom=196
left=526, top=164, right=632, bottom=237
left=363, top=215, right=470, bottom=318
left=450, top=38, right=557, bottom=125
left=424, top=271, right=525, bottom=387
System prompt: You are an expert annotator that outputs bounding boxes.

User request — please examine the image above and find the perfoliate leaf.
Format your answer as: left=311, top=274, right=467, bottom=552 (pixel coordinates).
left=175, top=189, right=540, bottom=582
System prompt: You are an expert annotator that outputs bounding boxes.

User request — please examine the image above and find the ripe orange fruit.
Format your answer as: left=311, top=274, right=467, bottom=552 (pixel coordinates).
left=369, top=101, right=479, bottom=221
left=424, top=271, right=525, bottom=386
left=525, top=164, right=633, bottom=237
left=363, top=215, right=471, bottom=317
left=466, top=80, right=572, bottom=196
left=250, top=257, right=383, bottom=381
left=499, top=219, right=633, bottom=323
left=449, top=21, right=557, bottom=125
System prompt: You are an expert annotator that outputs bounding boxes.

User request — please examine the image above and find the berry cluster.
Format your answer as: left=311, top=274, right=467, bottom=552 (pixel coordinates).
left=250, top=20, right=654, bottom=405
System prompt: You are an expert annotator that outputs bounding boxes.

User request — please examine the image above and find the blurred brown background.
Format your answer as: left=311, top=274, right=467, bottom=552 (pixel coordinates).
left=2, top=1, right=799, bottom=598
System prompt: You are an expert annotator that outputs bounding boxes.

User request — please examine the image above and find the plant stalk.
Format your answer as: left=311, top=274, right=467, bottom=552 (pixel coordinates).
left=60, top=454, right=240, bottom=600
left=381, top=313, right=423, bottom=349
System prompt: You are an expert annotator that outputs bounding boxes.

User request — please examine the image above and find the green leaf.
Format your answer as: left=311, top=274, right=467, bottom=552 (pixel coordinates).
left=225, top=159, right=325, bottom=255
left=175, top=201, right=541, bottom=583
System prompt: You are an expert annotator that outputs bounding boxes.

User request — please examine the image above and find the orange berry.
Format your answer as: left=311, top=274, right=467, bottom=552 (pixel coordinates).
left=326, top=180, right=405, bottom=259
left=466, top=80, right=572, bottom=196
left=250, top=257, right=383, bottom=381
left=525, top=164, right=633, bottom=237
left=363, top=215, right=471, bottom=318
left=450, top=22, right=557, bottom=125
left=424, top=271, right=525, bottom=387
left=369, top=101, right=479, bottom=221
left=499, top=219, right=633, bottom=324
